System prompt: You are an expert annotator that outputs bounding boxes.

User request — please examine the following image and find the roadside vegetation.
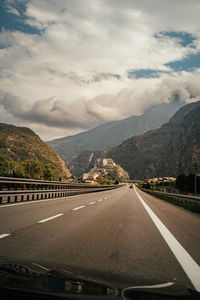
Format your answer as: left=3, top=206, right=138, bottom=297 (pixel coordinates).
left=96, top=167, right=122, bottom=185
left=139, top=173, right=200, bottom=213
left=176, top=173, right=200, bottom=195
left=142, top=173, right=200, bottom=195
left=0, top=157, right=61, bottom=181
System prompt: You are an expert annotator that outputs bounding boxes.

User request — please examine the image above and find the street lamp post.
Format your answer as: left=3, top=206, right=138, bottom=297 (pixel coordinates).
left=195, top=172, right=197, bottom=195
left=193, top=161, right=199, bottom=195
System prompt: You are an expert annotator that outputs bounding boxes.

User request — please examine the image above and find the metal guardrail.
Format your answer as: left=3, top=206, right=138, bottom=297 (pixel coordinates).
left=0, top=177, right=123, bottom=205
left=0, top=176, right=110, bottom=189
left=140, top=188, right=200, bottom=204
left=0, top=188, right=117, bottom=205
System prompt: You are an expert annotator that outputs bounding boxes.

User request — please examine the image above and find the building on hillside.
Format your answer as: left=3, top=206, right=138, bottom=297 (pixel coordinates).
left=82, top=171, right=100, bottom=181
left=94, top=158, right=116, bottom=171
left=82, top=157, right=129, bottom=182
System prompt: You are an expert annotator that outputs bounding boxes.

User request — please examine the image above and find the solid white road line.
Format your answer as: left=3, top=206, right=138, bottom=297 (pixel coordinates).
left=134, top=185, right=200, bottom=292
left=38, top=214, right=63, bottom=223
left=0, top=233, right=10, bottom=239
left=72, top=206, right=85, bottom=211
left=89, top=202, right=95, bottom=205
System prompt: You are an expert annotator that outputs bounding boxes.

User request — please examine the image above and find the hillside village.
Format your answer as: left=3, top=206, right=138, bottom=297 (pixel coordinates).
left=82, top=158, right=129, bottom=183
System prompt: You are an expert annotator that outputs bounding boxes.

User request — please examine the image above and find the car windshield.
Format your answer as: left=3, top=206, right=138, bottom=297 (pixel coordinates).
left=0, top=0, right=200, bottom=299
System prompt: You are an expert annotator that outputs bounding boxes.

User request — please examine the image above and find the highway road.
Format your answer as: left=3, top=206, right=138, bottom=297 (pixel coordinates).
left=0, top=185, right=200, bottom=291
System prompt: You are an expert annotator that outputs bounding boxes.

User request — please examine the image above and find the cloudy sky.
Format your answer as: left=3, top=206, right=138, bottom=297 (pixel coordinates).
left=0, top=0, right=200, bottom=140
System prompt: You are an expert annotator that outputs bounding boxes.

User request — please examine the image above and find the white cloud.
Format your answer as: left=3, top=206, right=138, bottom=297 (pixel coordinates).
left=0, top=0, right=200, bottom=139
left=1, top=70, right=200, bottom=139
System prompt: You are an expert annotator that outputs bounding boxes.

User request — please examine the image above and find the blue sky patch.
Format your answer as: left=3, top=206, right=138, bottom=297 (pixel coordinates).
left=128, top=69, right=164, bottom=79
left=129, top=31, right=199, bottom=78
left=0, top=0, right=41, bottom=35
left=154, top=31, right=196, bottom=47
left=128, top=51, right=200, bottom=78
left=165, top=52, right=200, bottom=72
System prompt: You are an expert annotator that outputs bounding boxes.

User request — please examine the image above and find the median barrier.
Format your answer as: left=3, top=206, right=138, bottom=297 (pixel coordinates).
left=0, top=177, right=124, bottom=205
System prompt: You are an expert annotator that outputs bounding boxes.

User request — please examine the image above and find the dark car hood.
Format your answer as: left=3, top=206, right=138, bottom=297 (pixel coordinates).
left=0, top=261, right=199, bottom=299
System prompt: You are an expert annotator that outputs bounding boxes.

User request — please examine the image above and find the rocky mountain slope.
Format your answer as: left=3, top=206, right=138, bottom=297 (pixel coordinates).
left=107, top=101, right=200, bottom=179
left=47, top=100, right=184, bottom=164
left=69, top=101, right=200, bottom=179
left=0, top=123, right=71, bottom=178
left=69, top=149, right=105, bottom=177
left=83, top=158, right=129, bottom=182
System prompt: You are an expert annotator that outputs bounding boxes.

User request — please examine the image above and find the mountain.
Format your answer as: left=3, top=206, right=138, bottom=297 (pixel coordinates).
left=82, top=158, right=129, bottom=183
left=0, top=123, right=71, bottom=178
left=107, top=101, right=200, bottom=179
left=69, top=149, right=105, bottom=177
left=47, top=100, right=184, bottom=164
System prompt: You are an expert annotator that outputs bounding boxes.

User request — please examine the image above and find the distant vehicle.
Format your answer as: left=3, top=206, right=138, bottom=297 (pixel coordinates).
left=129, top=184, right=133, bottom=188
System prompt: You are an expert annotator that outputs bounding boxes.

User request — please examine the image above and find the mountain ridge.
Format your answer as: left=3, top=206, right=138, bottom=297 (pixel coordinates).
left=47, top=100, right=185, bottom=164
left=69, top=101, right=200, bottom=179
left=107, top=101, right=200, bottom=179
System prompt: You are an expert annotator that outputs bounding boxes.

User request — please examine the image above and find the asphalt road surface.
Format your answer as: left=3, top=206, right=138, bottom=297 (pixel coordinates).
left=0, top=185, right=200, bottom=291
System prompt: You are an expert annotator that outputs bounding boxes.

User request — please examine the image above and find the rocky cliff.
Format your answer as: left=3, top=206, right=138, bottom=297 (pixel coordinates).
left=107, top=101, right=200, bottom=179
left=0, top=123, right=71, bottom=178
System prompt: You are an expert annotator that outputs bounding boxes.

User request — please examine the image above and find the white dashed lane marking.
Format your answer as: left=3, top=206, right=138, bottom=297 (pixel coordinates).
left=72, top=206, right=85, bottom=211
left=38, top=214, right=63, bottom=223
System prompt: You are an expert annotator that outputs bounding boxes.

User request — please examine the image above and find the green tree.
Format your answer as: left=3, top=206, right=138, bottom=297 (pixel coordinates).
left=186, top=173, right=195, bottom=193
left=12, top=161, right=26, bottom=178
left=96, top=176, right=108, bottom=185
left=22, top=160, right=43, bottom=179
left=0, top=157, right=11, bottom=176
left=43, top=164, right=59, bottom=181
left=176, top=174, right=187, bottom=192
